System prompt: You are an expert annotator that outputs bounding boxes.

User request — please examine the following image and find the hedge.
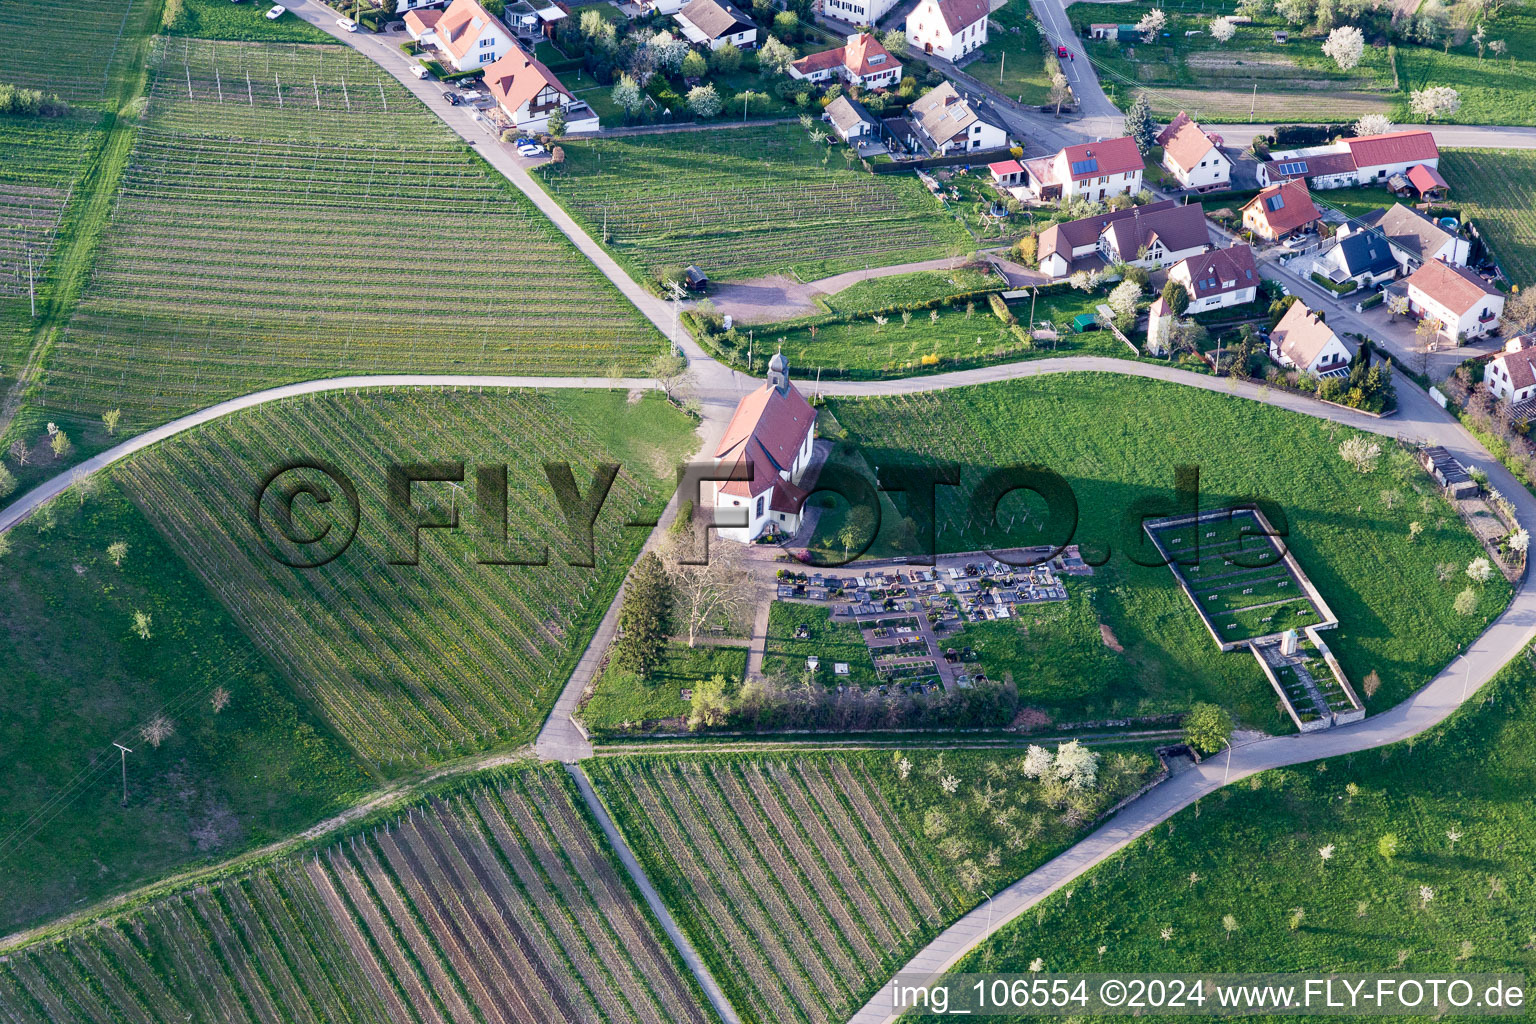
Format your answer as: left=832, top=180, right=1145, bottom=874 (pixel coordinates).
left=1310, top=271, right=1356, bottom=295
left=988, top=291, right=1016, bottom=325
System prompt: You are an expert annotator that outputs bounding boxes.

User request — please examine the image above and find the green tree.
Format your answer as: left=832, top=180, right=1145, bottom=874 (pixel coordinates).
left=1183, top=702, right=1233, bottom=755
left=1123, top=92, right=1156, bottom=154
left=773, top=10, right=800, bottom=38
left=612, top=72, right=645, bottom=117
left=1377, top=832, right=1400, bottom=860
left=758, top=35, right=797, bottom=77
left=687, top=673, right=732, bottom=729
left=681, top=49, right=709, bottom=78
left=615, top=552, right=671, bottom=676
left=1161, top=279, right=1190, bottom=317
left=546, top=107, right=567, bottom=138
left=710, top=42, right=743, bottom=73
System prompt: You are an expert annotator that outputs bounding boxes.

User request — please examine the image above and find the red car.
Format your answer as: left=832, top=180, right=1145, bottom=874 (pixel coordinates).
left=1056, top=44, right=1070, bottom=57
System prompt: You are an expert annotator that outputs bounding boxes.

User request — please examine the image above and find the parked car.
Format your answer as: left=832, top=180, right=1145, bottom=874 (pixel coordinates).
left=1056, top=45, right=1070, bottom=58
left=337, top=16, right=359, bottom=31
left=442, top=90, right=460, bottom=105
left=411, top=64, right=430, bottom=79
left=517, top=143, right=546, bottom=157
left=456, top=78, right=480, bottom=90
left=265, top=4, right=285, bottom=18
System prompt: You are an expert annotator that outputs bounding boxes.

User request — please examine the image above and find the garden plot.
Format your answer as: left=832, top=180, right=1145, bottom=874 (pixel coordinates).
left=0, top=0, right=153, bottom=103
left=40, top=40, right=659, bottom=424
left=0, top=770, right=711, bottom=1024
left=533, top=124, right=971, bottom=282
left=1147, top=507, right=1334, bottom=649
left=114, top=389, right=694, bottom=770
left=1440, top=149, right=1536, bottom=287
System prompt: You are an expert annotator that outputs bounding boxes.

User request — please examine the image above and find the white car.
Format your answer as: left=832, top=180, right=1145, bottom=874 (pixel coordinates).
left=518, top=143, right=546, bottom=157
left=265, top=4, right=285, bottom=18
left=410, top=64, right=430, bottom=79
left=337, top=16, right=359, bottom=31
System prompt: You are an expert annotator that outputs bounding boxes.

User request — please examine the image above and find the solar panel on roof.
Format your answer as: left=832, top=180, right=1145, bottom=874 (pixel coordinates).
left=1275, top=161, right=1308, bottom=175
left=1265, top=195, right=1285, bottom=211
left=1070, top=158, right=1099, bottom=175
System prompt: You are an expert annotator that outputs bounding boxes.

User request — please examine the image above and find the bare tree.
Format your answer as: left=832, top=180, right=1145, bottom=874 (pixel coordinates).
left=140, top=715, right=175, bottom=748
left=10, top=438, right=30, bottom=467
left=211, top=686, right=232, bottom=713
left=107, top=541, right=128, bottom=566
left=665, top=532, right=753, bottom=647
left=647, top=351, right=697, bottom=406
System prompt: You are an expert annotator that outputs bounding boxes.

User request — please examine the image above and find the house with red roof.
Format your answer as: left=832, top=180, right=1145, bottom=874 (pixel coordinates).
left=1241, top=179, right=1320, bottom=242
left=1157, top=113, right=1231, bottom=192
left=1021, top=136, right=1144, bottom=202
left=1486, top=336, right=1536, bottom=407
left=423, top=0, right=517, bottom=71
left=1166, top=243, right=1259, bottom=313
left=988, top=159, right=1024, bottom=187
left=1403, top=259, right=1504, bottom=344
left=1258, top=129, right=1440, bottom=190
left=484, top=44, right=598, bottom=133
left=1269, top=302, right=1351, bottom=376
left=789, top=32, right=901, bottom=89
left=905, top=0, right=990, bottom=60
left=708, top=353, right=818, bottom=543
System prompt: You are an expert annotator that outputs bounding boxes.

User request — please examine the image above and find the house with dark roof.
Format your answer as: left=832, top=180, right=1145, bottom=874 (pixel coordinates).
left=1339, top=204, right=1469, bottom=276
left=1166, top=243, right=1259, bottom=313
left=1310, top=230, right=1398, bottom=292
left=822, top=94, right=878, bottom=142
left=895, top=82, right=1008, bottom=155
left=1269, top=302, right=1351, bottom=376
left=484, top=44, right=598, bottom=133
left=675, top=0, right=756, bottom=49
left=1095, top=201, right=1211, bottom=270
left=708, top=354, right=818, bottom=542
left=1404, top=259, right=1504, bottom=344
left=905, top=0, right=990, bottom=60
left=1258, top=129, right=1440, bottom=190
left=1021, top=136, right=1144, bottom=202
left=1035, top=198, right=1186, bottom=280
left=1158, top=113, right=1231, bottom=192
left=1241, top=179, right=1320, bottom=242
left=789, top=32, right=901, bottom=88
left=1486, top=336, right=1536, bottom=408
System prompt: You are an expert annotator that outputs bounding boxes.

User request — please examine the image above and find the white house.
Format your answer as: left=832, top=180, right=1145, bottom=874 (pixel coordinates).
left=789, top=32, right=901, bottom=88
left=1094, top=201, right=1210, bottom=270
left=895, top=82, right=1008, bottom=155
left=1404, top=259, right=1504, bottom=345
left=484, top=45, right=599, bottom=133
left=1157, top=113, right=1231, bottom=192
left=1269, top=301, right=1351, bottom=376
left=424, top=0, right=517, bottom=71
left=1309, top=230, right=1398, bottom=292
left=1021, top=136, right=1143, bottom=203
left=1485, top=336, right=1536, bottom=407
left=394, top=0, right=447, bottom=16
left=708, top=354, right=818, bottom=543
left=1340, top=204, right=1469, bottom=277
left=905, top=0, right=989, bottom=60
left=1035, top=198, right=1185, bottom=280
left=1258, top=129, right=1440, bottom=190
left=823, top=94, right=878, bottom=141
left=821, top=0, right=902, bottom=29
left=1166, top=244, right=1259, bottom=313
left=675, top=0, right=757, bottom=49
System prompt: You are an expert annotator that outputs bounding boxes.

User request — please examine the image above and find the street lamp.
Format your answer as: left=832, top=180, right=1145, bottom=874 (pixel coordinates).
left=1221, top=736, right=1233, bottom=786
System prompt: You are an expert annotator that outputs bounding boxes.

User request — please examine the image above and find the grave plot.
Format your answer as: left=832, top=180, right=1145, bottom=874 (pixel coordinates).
left=1146, top=508, right=1335, bottom=650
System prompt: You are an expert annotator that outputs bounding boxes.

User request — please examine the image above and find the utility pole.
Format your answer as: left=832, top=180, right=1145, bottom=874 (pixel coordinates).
left=999, top=51, right=1005, bottom=84
left=114, top=743, right=133, bottom=806
left=1250, top=83, right=1257, bottom=119
left=27, top=247, right=35, bottom=318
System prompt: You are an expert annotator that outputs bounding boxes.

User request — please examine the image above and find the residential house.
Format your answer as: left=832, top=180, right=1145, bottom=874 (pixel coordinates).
left=1485, top=336, right=1536, bottom=407
left=1258, top=129, right=1440, bottom=189
left=394, top=0, right=447, bottom=16
left=905, top=0, right=989, bottom=60
left=789, top=32, right=901, bottom=88
left=422, top=0, right=517, bottom=71
left=1269, top=301, right=1351, bottom=376
left=404, top=7, right=444, bottom=40
left=1035, top=198, right=1199, bottom=280
left=707, top=353, right=818, bottom=543
left=1166, top=243, right=1259, bottom=313
left=822, top=0, right=902, bottom=29
left=1241, top=179, right=1320, bottom=242
left=894, top=82, right=1008, bottom=155
left=1145, top=294, right=1172, bottom=355
left=1339, top=204, right=1469, bottom=276
left=1309, top=230, right=1398, bottom=292
left=484, top=44, right=598, bottom=133
left=501, top=0, right=569, bottom=42
left=988, top=158, right=1024, bottom=187
left=1095, top=201, right=1210, bottom=270
left=1403, top=259, right=1504, bottom=344
left=1157, top=113, right=1231, bottom=192
left=675, top=0, right=756, bottom=50
left=1021, top=136, right=1143, bottom=202
left=823, top=94, right=878, bottom=141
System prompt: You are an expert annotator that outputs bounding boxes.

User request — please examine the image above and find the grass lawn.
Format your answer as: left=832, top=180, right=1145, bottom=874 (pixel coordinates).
left=531, top=123, right=972, bottom=283
left=0, top=478, right=370, bottom=933
left=716, top=284, right=1126, bottom=378
left=761, top=601, right=881, bottom=689
left=960, top=0, right=1053, bottom=106
left=582, top=642, right=749, bottom=734
left=589, top=745, right=1160, bottom=1024
left=114, top=389, right=697, bottom=772
left=1439, top=149, right=1536, bottom=287
left=165, top=0, right=333, bottom=42
left=1392, top=8, right=1536, bottom=126
left=821, top=374, right=1510, bottom=727
left=960, top=655, right=1536, bottom=989
left=965, top=586, right=1138, bottom=708
left=819, top=267, right=998, bottom=313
